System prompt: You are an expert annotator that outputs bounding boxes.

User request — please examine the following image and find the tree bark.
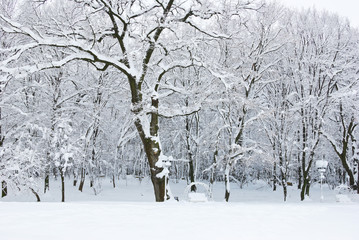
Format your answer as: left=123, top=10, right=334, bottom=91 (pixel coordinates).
left=133, top=95, right=166, bottom=201
left=186, top=116, right=196, bottom=192
left=273, top=163, right=277, bottom=191
left=73, top=171, right=78, bottom=186
left=301, top=175, right=311, bottom=201
left=78, top=168, right=85, bottom=192
left=224, top=162, right=231, bottom=202
left=112, top=174, right=116, bottom=188
left=1, top=181, right=7, bottom=198
left=59, top=167, right=65, bottom=202
left=30, top=187, right=40, bottom=202
left=44, top=174, right=49, bottom=193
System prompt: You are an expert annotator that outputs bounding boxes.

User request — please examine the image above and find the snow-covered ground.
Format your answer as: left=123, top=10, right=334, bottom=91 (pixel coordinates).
left=1, top=177, right=358, bottom=240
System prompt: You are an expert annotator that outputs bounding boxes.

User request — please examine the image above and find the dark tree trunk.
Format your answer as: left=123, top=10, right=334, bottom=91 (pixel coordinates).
left=112, top=174, right=116, bottom=188
left=305, top=179, right=310, bottom=196
left=73, top=171, right=78, bottom=186
left=185, top=106, right=197, bottom=192
left=150, top=171, right=166, bottom=202
left=44, top=174, right=49, bottom=193
left=301, top=176, right=311, bottom=201
left=282, top=180, right=287, bottom=202
left=1, top=181, right=7, bottom=198
left=273, top=163, right=277, bottom=191
left=280, top=170, right=288, bottom=201
left=339, top=151, right=355, bottom=188
left=134, top=96, right=166, bottom=202
left=59, top=168, right=65, bottom=202
left=78, top=168, right=85, bottom=192
left=30, top=187, right=40, bottom=202
left=138, top=123, right=166, bottom=202
left=188, top=156, right=196, bottom=192
left=224, top=181, right=230, bottom=202
left=210, top=150, right=218, bottom=187
left=224, top=163, right=231, bottom=202
left=297, top=166, right=302, bottom=189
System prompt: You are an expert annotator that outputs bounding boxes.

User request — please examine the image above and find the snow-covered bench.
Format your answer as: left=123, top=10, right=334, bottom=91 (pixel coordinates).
left=184, top=182, right=210, bottom=202
left=188, top=192, right=208, bottom=202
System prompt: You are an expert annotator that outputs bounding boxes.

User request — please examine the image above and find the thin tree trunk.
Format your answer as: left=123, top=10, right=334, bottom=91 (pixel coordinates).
left=1, top=181, right=7, bottom=198
left=301, top=174, right=311, bottom=201
left=73, top=171, right=78, bottom=186
left=297, top=166, right=302, bottom=189
left=282, top=182, right=287, bottom=201
left=90, top=178, right=94, bottom=188
left=30, top=187, right=40, bottom=202
left=112, top=174, right=116, bottom=188
left=188, top=153, right=196, bottom=192
left=44, top=174, right=49, bottom=193
left=60, top=168, right=65, bottom=202
left=273, top=163, right=277, bottom=191
left=339, top=152, right=355, bottom=188
left=78, top=168, right=85, bottom=192
left=209, top=149, right=218, bottom=198
left=224, top=162, right=231, bottom=202
left=305, top=178, right=310, bottom=196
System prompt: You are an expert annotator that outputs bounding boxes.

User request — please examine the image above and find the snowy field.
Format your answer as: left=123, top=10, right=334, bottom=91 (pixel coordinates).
left=1, top=178, right=358, bottom=240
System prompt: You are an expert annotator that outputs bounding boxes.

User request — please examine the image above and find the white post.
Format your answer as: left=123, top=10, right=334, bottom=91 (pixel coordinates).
left=316, top=160, right=328, bottom=202
left=320, top=172, right=324, bottom=202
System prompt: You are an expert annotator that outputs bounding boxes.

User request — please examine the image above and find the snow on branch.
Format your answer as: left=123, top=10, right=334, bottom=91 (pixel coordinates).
left=0, top=14, right=135, bottom=77
left=1, top=53, right=93, bottom=78
left=158, top=104, right=201, bottom=118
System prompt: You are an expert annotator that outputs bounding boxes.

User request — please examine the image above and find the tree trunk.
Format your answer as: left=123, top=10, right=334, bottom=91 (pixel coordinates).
left=1, top=181, right=7, bottom=198
left=90, top=178, right=94, bottom=188
left=185, top=106, right=197, bottom=192
left=78, top=168, right=85, bottom=192
left=280, top=169, right=288, bottom=201
left=112, top=174, right=116, bottom=188
left=132, top=87, right=168, bottom=201
left=224, top=162, right=231, bottom=202
left=30, top=187, right=40, bottom=202
left=297, top=166, right=302, bottom=189
left=124, top=0, right=175, bottom=202
left=188, top=157, right=196, bottom=192
left=305, top=179, right=310, bottom=196
left=44, top=174, right=49, bottom=193
left=135, top=122, right=166, bottom=202
left=339, top=152, right=355, bottom=188
left=300, top=175, right=310, bottom=201
left=209, top=149, right=218, bottom=198
left=73, top=171, right=78, bottom=186
left=273, top=163, right=277, bottom=191
left=60, top=168, right=65, bottom=202
left=282, top=183, right=287, bottom=202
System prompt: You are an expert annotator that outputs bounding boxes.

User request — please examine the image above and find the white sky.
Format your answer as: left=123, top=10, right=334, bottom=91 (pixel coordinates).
left=273, top=0, right=359, bottom=28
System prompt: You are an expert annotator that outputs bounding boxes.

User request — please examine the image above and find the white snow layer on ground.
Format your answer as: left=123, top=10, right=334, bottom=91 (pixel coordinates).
left=0, top=202, right=358, bottom=240
left=0, top=178, right=358, bottom=240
